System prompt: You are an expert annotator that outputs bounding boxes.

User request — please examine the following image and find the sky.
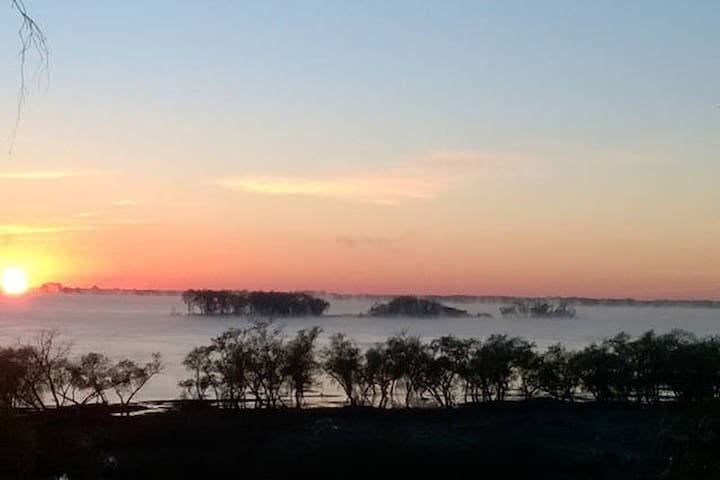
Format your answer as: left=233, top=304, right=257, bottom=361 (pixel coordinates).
left=0, top=1, right=719, bottom=298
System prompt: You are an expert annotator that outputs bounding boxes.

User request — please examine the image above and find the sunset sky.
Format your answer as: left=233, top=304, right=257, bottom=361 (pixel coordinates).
left=0, top=1, right=719, bottom=298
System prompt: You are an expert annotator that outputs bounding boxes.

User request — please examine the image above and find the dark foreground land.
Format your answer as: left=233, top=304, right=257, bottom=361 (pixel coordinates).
left=1, top=401, right=719, bottom=480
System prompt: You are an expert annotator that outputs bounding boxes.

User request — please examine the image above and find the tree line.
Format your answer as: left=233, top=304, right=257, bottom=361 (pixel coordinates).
left=180, top=325, right=720, bottom=408
left=181, top=290, right=330, bottom=316
left=3, top=326, right=719, bottom=413
left=182, top=293, right=577, bottom=319
left=499, top=300, right=576, bottom=318
left=0, top=330, right=162, bottom=414
left=369, top=296, right=470, bottom=317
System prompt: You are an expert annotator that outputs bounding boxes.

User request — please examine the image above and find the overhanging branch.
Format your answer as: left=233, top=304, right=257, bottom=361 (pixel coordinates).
left=9, top=0, right=49, bottom=154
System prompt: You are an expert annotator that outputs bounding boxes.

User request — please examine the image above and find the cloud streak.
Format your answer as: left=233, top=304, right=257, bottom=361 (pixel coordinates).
left=112, top=199, right=140, bottom=206
left=214, top=150, right=520, bottom=205
left=336, top=235, right=394, bottom=248
left=72, top=211, right=103, bottom=218
left=336, top=229, right=420, bottom=249
left=0, top=224, right=92, bottom=236
left=0, top=218, right=154, bottom=237
left=216, top=174, right=447, bottom=205
left=0, top=171, right=104, bottom=180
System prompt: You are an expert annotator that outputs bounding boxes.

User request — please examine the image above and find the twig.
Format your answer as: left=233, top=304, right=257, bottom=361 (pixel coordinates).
left=9, top=0, right=49, bottom=155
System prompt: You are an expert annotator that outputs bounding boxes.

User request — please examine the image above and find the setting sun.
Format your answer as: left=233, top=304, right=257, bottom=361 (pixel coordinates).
left=1, top=267, right=29, bottom=295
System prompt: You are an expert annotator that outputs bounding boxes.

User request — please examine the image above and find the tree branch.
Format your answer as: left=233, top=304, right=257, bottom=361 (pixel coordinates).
left=9, top=0, right=49, bottom=155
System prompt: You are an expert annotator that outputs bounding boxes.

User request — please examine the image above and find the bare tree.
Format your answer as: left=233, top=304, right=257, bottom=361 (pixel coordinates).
left=9, top=0, right=49, bottom=154
left=28, top=329, right=72, bottom=409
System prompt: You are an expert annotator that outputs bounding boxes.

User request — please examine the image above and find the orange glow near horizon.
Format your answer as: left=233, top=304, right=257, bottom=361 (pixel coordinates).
left=14, top=227, right=717, bottom=301
left=2, top=154, right=719, bottom=301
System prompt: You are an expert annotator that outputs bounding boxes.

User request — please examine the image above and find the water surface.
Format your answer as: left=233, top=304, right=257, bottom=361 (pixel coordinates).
left=1, top=293, right=718, bottom=400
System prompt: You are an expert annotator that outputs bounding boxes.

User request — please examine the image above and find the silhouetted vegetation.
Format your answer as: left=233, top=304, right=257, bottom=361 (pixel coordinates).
left=283, top=327, right=323, bottom=408
left=0, top=329, right=162, bottom=414
left=108, top=354, right=163, bottom=414
left=182, top=290, right=330, bottom=316
left=322, top=333, right=364, bottom=406
left=179, top=322, right=324, bottom=408
left=181, top=326, right=720, bottom=410
left=369, top=296, right=469, bottom=317
left=500, top=300, right=576, bottom=318
left=6, top=326, right=720, bottom=415
left=4, top=327, right=720, bottom=477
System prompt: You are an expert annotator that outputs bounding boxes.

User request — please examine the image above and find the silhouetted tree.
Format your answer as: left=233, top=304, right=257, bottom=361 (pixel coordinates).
left=109, top=353, right=163, bottom=415
left=211, top=328, right=254, bottom=406
left=423, top=336, right=472, bottom=407
left=515, top=342, right=542, bottom=400
left=182, top=290, right=329, bottom=317
left=500, top=300, right=575, bottom=318
left=26, top=329, right=73, bottom=409
left=462, top=336, right=533, bottom=403
left=369, top=296, right=469, bottom=317
left=182, top=290, right=197, bottom=314
left=384, top=333, right=428, bottom=407
left=603, top=332, right=636, bottom=402
left=323, top=333, right=364, bottom=406
left=574, top=342, right=619, bottom=402
left=66, top=352, right=114, bottom=405
left=179, top=346, right=216, bottom=401
left=176, top=327, right=720, bottom=411
left=661, top=332, right=720, bottom=402
left=482, top=335, right=533, bottom=402
left=537, top=344, right=579, bottom=401
left=181, top=323, right=306, bottom=408
left=629, top=330, right=673, bottom=404
left=245, top=322, right=286, bottom=408
left=0, top=347, right=32, bottom=410
left=363, top=344, right=393, bottom=407
left=283, top=327, right=322, bottom=408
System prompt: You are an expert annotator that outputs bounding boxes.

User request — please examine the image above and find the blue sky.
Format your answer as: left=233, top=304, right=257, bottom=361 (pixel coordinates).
left=3, top=1, right=718, bottom=167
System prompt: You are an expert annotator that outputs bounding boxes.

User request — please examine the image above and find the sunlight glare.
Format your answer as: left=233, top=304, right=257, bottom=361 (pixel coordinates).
left=1, top=268, right=29, bottom=295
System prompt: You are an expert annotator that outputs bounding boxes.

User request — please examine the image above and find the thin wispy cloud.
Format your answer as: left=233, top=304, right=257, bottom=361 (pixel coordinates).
left=72, top=211, right=103, bottom=218
left=101, top=218, right=155, bottom=225
left=336, top=229, right=420, bottom=249
left=112, top=199, right=140, bottom=206
left=0, top=224, right=92, bottom=236
left=336, top=235, right=394, bottom=248
left=217, top=175, right=446, bottom=205
left=215, top=150, right=518, bottom=205
left=0, top=218, right=154, bottom=237
left=0, top=170, right=104, bottom=180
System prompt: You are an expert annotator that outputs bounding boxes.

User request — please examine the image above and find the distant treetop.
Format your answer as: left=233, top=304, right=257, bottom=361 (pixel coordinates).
left=368, top=296, right=469, bottom=317
left=182, top=289, right=330, bottom=317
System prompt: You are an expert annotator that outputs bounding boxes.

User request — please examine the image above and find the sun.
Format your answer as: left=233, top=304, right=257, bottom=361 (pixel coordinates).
left=1, top=268, right=29, bottom=295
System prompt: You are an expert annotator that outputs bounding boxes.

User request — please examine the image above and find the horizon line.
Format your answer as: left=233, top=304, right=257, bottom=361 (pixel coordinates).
left=27, top=283, right=720, bottom=304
